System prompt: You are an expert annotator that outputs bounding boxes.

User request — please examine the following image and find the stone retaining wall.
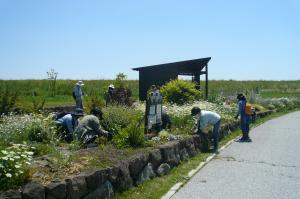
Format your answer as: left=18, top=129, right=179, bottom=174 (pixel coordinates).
left=0, top=111, right=273, bottom=199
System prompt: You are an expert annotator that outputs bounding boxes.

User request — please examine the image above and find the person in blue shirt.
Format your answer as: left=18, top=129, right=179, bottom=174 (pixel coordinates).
left=55, top=108, right=84, bottom=142
left=191, top=107, right=221, bottom=153
left=235, top=93, right=252, bottom=142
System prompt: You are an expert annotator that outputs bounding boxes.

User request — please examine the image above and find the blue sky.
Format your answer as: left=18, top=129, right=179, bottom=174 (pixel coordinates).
left=0, top=0, right=299, bottom=80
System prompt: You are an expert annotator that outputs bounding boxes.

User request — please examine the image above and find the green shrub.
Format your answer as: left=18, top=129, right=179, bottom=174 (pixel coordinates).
left=0, top=87, right=18, bottom=114
left=0, top=144, right=34, bottom=191
left=112, top=115, right=145, bottom=148
left=158, top=130, right=169, bottom=142
left=252, top=104, right=267, bottom=112
left=169, top=114, right=194, bottom=134
left=160, top=79, right=202, bottom=105
left=86, top=89, right=105, bottom=111
left=30, top=91, right=46, bottom=113
left=111, top=73, right=134, bottom=106
left=101, top=105, right=143, bottom=135
left=266, top=104, right=276, bottom=110
left=26, top=121, right=49, bottom=142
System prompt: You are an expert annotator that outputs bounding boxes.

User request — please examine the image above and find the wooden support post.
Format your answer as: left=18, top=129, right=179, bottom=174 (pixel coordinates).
left=205, top=64, right=208, bottom=100
left=194, top=73, right=200, bottom=90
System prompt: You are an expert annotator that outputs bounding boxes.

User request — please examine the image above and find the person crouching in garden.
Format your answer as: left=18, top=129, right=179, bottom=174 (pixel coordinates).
left=55, top=108, right=84, bottom=142
left=191, top=107, right=221, bottom=153
left=74, top=107, right=111, bottom=147
left=235, top=93, right=252, bottom=142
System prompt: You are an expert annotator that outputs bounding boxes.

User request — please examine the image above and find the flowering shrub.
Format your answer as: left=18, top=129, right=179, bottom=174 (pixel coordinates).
left=255, top=97, right=300, bottom=110
left=133, top=100, right=237, bottom=123
left=0, top=113, right=57, bottom=147
left=157, top=130, right=183, bottom=142
left=168, top=101, right=237, bottom=122
left=133, top=100, right=237, bottom=136
left=0, top=144, right=34, bottom=191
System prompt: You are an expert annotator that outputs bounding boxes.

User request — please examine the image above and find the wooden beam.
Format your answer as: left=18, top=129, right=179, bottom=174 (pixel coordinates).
left=194, top=73, right=200, bottom=90
left=205, top=64, right=208, bottom=100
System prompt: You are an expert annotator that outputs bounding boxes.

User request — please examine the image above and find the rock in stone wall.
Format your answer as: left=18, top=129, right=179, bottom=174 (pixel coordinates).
left=22, top=182, right=45, bottom=199
left=128, top=153, right=149, bottom=184
left=65, top=174, right=88, bottom=199
left=148, top=149, right=162, bottom=170
left=159, top=141, right=181, bottom=167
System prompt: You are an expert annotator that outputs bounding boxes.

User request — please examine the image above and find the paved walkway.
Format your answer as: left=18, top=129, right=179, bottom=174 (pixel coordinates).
left=171, top=111, right=300, bottom=199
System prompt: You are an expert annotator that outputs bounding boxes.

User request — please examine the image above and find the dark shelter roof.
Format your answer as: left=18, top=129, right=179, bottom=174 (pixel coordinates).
left=132, top=57, right=211, bottom=101
left=133, top=57, right=211, bottom=75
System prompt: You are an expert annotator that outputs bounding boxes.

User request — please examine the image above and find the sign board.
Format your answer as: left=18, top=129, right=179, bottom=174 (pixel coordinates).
left=145, top=88, right=163, bottom=131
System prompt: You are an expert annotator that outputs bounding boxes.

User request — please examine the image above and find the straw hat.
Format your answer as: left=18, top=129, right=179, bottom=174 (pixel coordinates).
left=76, top=81, right=84, bottom=86
left=108, top=84, right=115, bottom=89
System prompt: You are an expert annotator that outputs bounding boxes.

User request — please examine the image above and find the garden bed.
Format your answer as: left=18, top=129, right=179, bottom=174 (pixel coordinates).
left=0, top=111, right=273, bottom=199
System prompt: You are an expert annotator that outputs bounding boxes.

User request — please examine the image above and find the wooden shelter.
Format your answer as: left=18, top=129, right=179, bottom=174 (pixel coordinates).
left=133, top=57, right=211, bottom=101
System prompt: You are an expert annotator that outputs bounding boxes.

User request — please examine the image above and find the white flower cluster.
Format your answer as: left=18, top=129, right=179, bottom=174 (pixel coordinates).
left=255, top=97, right=299, bottom=109
left=0, top=113, right=35, bottom=136
left=133, top=100, right=237, bottom=122
left=0, top=113, right=56, bottom=146
left=0, top=144, right=34, bottom=181
left=151, top=130, right=184, bottom=143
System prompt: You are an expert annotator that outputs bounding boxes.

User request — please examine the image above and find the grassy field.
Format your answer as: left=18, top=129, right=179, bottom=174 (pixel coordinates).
left=1, top=79, right=300, bottom=109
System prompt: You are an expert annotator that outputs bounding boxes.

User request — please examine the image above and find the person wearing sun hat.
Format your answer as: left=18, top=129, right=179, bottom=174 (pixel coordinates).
left=73, top=80, right=85, bottom=109
left=235, top=93, right=252, bottom=142
left=106, top=84, right=115, bottom=106
left=55, top=108, right=84, bottom=142
left=74, top=107, right=112, bottom=147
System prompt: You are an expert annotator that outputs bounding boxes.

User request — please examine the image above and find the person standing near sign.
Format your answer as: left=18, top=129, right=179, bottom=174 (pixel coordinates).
left=73, top=81, right=84, bottom=109
left=191, top=107, right=221, bottom=153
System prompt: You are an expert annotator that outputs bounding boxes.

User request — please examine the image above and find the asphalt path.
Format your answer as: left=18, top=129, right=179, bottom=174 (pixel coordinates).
left=171, top=111, right=300, bottom=199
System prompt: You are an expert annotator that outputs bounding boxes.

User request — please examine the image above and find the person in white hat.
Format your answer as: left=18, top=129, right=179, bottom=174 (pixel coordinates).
left=73, top=80, right=85, bottom=109
left=106, top=84, right=115, bottom=106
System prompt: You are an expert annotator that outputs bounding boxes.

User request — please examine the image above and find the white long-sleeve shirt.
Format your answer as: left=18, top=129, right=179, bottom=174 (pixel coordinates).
left=197, top=110, right=221, bottom=130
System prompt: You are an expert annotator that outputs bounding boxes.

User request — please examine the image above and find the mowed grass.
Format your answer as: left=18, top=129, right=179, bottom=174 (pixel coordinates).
left=1, top=79, right=300, bottom=109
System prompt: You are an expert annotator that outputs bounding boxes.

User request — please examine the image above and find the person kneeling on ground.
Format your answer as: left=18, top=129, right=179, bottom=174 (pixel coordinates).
left=191, top=107, right=221, bottom=153
left=74, top=107, right=111, bottom=147
left=55, top=108, right=84, bottom=142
